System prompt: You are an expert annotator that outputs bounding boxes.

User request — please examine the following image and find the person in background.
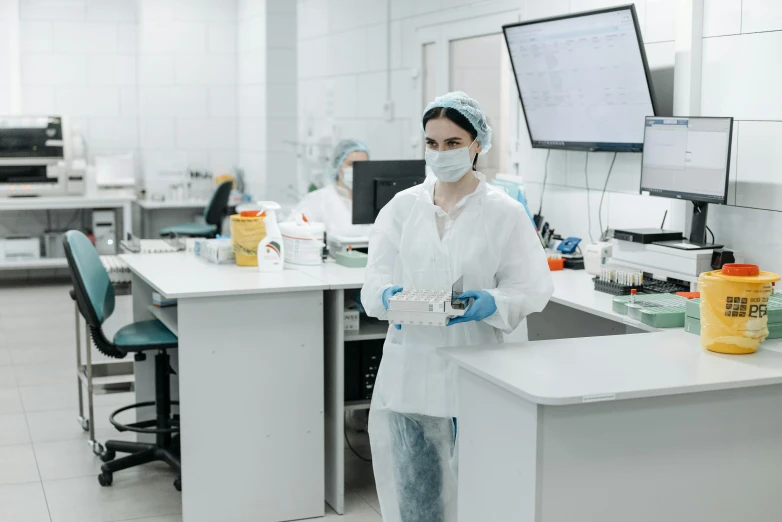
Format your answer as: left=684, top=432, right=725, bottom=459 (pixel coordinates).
left=293, top=139, right=370, bottom=237
left=361, top=91, right=554, bottom=522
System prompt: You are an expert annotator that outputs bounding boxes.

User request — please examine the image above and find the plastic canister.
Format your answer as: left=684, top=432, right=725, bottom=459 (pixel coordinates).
left=230, top=211, right=266, bottom=266
left=698, top=264, right=781, bottom=354
left=279, top=220, right=325, bottom=266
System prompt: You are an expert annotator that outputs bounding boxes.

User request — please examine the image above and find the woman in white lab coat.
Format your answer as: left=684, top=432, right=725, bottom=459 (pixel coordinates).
left=293, top=139, right=370, bottom=237
left=361, top=92, right=554, bottom=522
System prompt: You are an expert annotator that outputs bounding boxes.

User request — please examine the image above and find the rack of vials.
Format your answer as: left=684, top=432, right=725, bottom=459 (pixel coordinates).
left=593, top=265, right=645, bottom=295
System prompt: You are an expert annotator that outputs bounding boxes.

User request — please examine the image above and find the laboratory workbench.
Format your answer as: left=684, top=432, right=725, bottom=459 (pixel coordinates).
left=132, top=199, right=208, bottom=239
left=133, top=199, right=209, bottom=210
left=441, top=331, right=782, bottom=522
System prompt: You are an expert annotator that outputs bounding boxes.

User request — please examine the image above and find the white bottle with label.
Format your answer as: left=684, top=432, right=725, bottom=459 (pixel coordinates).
left=257, top=201, right=284, bottom=272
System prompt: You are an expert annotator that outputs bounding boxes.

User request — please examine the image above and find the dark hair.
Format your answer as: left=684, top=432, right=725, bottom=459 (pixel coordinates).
left=422, top=107, right=479, bottom=170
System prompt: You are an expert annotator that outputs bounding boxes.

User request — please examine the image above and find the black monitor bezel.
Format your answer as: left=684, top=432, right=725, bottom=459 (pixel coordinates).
left=640, top=115, right=733, bottom=206
left=502, top=4, right=658, bottom=153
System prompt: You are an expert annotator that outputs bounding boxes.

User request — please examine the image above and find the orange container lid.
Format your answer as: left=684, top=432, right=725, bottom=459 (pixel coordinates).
left=722, top=264, right=759, bottom=277
left=239, top=210, right=264, bottom=217
left=676, top=291, right=701, bottom=299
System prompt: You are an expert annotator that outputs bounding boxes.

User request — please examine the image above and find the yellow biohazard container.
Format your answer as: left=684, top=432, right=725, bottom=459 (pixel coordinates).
left=699, top=264, right=781, bottom=354
left=229, top=212, right=266, bottom=266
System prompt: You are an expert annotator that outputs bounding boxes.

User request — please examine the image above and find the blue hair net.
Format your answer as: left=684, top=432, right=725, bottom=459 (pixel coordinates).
left=328, top=139, right=369, bottom=180
left=422, top=91, right=492, bottom=154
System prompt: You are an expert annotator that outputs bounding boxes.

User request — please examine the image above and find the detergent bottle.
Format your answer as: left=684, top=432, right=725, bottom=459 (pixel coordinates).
left=256, top=201, right=284, bottom=272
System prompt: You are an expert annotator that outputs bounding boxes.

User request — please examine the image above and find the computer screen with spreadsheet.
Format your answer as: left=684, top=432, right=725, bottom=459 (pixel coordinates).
left=503, top=5, right=657, bottom=152
left=641, top=116, right=733, bottom=205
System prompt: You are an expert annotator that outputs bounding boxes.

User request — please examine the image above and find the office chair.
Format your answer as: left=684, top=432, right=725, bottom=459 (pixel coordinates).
left=159, top=180, right=233, bottom=238
left=63, top=230, right=181, bottom=491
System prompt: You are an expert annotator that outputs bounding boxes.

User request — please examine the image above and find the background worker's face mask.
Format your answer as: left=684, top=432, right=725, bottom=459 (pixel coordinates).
left=341, top=167, right=353, bottom=189
left=425, top=139, right=477, bottom=183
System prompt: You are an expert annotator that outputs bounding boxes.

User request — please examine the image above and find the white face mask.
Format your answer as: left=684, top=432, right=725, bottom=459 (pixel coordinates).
left=424, top=139, right=477, bottom=183
left=341, top=167, right=353, bottom=189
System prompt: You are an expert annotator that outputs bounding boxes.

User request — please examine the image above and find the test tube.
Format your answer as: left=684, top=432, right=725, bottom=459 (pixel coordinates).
left=631, top=288, right=637, bottom=305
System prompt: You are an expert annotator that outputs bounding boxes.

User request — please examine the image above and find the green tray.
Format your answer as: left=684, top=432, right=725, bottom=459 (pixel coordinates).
left=613, top=294, right=689, bottom=328
left=335, top=250, right=368, bottom=268
left=685, top=316, right=782, bottom=339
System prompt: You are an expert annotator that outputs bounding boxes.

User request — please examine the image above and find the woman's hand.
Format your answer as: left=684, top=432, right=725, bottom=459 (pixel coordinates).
left=448, top=290, right=497, bottom=326
left=382, top=285, right=404, bottom=330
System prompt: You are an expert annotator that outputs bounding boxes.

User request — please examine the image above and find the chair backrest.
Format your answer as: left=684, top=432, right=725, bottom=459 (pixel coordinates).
left=63, top=230, right=115, bottom=328
left=203, top=181, right=233, bottom=227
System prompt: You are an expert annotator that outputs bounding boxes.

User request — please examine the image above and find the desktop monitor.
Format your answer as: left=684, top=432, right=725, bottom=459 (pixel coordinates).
left=503, top=5, right=657, bottom=152
left=641, top=116, right=733, bottom=245
left=352, top=160, right=426, bottom=225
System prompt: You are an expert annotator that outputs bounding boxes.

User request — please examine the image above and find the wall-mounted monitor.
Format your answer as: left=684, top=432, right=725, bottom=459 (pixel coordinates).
left=503, top=5, right=657, bottom=152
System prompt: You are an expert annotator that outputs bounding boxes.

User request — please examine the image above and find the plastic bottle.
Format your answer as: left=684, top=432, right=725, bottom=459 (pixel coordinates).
left=256, top=201, right=284, bottom=272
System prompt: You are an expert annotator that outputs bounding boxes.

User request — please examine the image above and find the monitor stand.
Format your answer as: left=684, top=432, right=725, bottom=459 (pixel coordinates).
left=653, top=202, right=723, bottom=250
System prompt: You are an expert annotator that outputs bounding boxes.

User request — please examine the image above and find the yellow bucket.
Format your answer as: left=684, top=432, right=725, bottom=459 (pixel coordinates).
left=699, top=264, right=780, bottom=354
left=229, top=213, right=266, bottom=266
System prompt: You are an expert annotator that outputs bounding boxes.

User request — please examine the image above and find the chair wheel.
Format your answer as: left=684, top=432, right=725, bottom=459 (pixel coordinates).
left=80, top=418, right=90, bottom=431
left=98, top=472, right=113, bottom=487
left=174, top=477, right=181, bottom=491
left=100, top=449, right=115, bottom=463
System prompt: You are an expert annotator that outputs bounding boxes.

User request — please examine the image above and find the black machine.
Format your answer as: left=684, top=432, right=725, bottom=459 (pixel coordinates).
left=0, top=116, right=67, bottom=195
left=612, top=228, right=683, bottom=244
left=345, top=339, right=383, bottom=402
left=352, top=160, right=426, bottom=225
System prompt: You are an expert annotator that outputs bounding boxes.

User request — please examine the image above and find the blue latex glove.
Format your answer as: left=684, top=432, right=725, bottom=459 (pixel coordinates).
left=448, top=290, right=497, bottom=326
left=382, top=285, right=403, bottom=330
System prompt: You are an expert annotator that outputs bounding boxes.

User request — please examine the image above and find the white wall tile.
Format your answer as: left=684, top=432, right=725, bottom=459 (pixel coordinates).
left=176, top=117, right=211, bottom=148
left=87, top=116, right=138, bottom=150
left=644, top=0, right=677, bottom=42
left=703, top=0, right=742, bottom=37
left=238, top=14, right=265, bottom=52
left=209, top=86, right=238, bottom=117
left=238, top=0, right=264, bottom=19
left=297, top=0, right=329, bottom=40
left=56, top=87, right=119, bottom=117
left=21, top=86, right=55, bottom=114
left=238, top=50, right=266, bottom=85
left=735, top=121, right=782, bottom=211
left=139, top=87, right=176, bottom=117
left=206, top=117, right=238, bottom=150
left=140, top=117, right=175, bottom=148
left=175, top=54, right=237, bottom=86
left=239, top=117, right=266, bottom=152
left=526, top=0, right=568, bottom=20
left=267, top=12, right=297, bottom=49
left=570, top=1, right=646, bottom=29
left=139, top=21, right=207, bottom=54
left=742, top=0, right=782, bottom=34
left=267, top=117, right=297, bottom=152
left=21, top=0, right=86, bottom=21
left=267, top=0, right=296, bottom=15
left=53, top=22, right=118, bottom=54
left=238, top=149, right=266, bottom=194
left=138, top=0, right=174, bottom=22
left=209, top=148, right=239, bottom=174
left=606, top=191, right=672, bottom=231
left=183, top=147, right=210, bottom=169
left=266, top=83, right=297, bottom=119
left=701, top=32, right=782, bottom=120
left=117, top=23, right=137, bottom=53
left=173, top=86, right=209, bottom=117
left=22, top=55, right=88, bottom=86
left=267, top=49, right=297, bottom=84
left=390, top=69, right=416, bottom=119
left=175, top=0, right=236, bottom=22
left=138, top=55, right=175, bottom=86
left=88, top=55, right=136, bottom=86
left=85, top=0, right=138, bottom=22
left=328, top=28, right=366, bottom=76
left=20, top=21, right=53, bottom=53
left=296, top=36, right=328, bottom=79
left=119, top=86, right=137, bottom=116
left=363, top=22, right=388, bottom=74
left=208, top=23, right=236, bottom=53
left=238, top=84, right=265, bottom=118
left=708, top=204, right=782, bottom=275
left=357, top=72, right=386, bottom=119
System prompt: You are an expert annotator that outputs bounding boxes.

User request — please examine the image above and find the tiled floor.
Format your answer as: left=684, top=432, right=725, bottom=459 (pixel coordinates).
left=0, top=282, right=381, bottom=521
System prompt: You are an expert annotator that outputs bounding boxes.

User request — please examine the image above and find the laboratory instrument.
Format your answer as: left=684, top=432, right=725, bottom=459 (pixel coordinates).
left=92, top=210, right=117, bottom=255
left=612, top=228, right=683, bottom=244
left=641, top=116, right=733, bottom=246
left=557, top=237, right=581, bottom=255
left=0, top=235, right=41, bottom=261
left=503, top=4, right=656, bottom=152
left=0, top=116, right=84, bottom=196
left=257, top=201, right=284, bottom=272
left=584, top=241, right=612, bottom=276
left=352, top=160, right=426, bottom=225
left=386, top=277, right=473, bottom=327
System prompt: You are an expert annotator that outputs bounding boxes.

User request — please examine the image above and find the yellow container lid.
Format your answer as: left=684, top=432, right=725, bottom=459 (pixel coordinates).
left=701, top=264, right=780, bottom=284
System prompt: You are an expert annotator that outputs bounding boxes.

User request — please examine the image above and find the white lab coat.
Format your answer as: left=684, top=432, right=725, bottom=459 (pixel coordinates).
left=293, top=184, right=370, bottom=238
left=360, top=172, right=553, bottom=522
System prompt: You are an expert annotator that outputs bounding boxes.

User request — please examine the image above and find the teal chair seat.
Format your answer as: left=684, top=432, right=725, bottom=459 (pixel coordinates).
left=159, top=222, right=216, bottom=237
left=114, top=320, right=178, bottom=349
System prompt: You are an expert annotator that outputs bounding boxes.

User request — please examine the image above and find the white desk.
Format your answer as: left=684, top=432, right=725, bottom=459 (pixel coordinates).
left=120, top=252, right=329, bottom=522
left=442, top=330, right=782, bottom=521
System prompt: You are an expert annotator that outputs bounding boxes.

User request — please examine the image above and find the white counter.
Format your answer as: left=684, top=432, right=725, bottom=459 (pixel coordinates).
left=134, top=199, right=208, bottom=210
left=0, top=193, right=135, bottom=211
left=120, top=252, right=329, bottom=298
